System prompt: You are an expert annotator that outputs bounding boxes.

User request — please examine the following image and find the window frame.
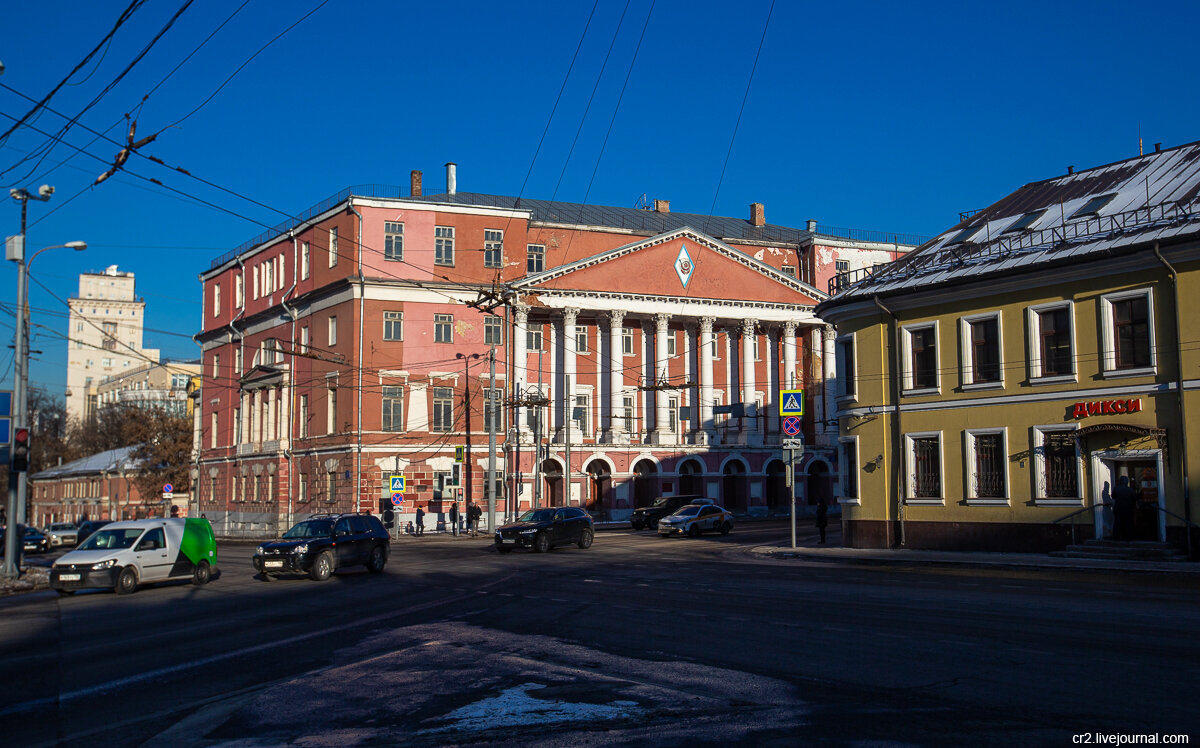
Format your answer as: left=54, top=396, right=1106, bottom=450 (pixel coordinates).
left=301, top=241, right=310, bottom=279
left=431, top=386, right=454, bottom=432
left=484, top=229, right=503, bottom=268
left=575, top=325, right=588, bottom=355
left=384, top=221, right=404, bottom=261
left=527, top=243, right=545, bottom=273
left=328, top=315, right=338, bottom=346
left=901, top=321, right=940, bottom=395
left=527, top=326, right=544, bottom=352
left=435, top=226, right=455, bottom=266
left=383, top=311, right=403, bottom=341
left=622, top=327, right=634, bottom=356
left=434, top=314, right=453, bottom=344
left=835, top=333, right=857, bottom=402
left=964, top=428, right=1009, bottom=505
left=1100, top=287, right=1156, bottom=378
left=960, top=311, right=1004, bottom=390
left=485, top=316, right=502, bottom=346
left=1027, top=301, right=1076, bottom=384
left=381, top=385, right=404, bottom=432
left=1032, top=424, right=1083, bottom=506
left=328, top=226, right=339, bottom=267
left=837, top=435, right=860, bottom=504
left=904, top=431, right=944, bottom=505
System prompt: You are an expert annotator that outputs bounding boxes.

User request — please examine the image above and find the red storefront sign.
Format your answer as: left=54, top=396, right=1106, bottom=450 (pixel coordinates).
left=1071, top=398, right=1142, bottom=419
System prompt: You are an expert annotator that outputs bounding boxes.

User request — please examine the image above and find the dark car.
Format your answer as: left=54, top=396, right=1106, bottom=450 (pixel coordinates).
left=252, top=513, right=390, bottom=581
left=630, top=495, right=709, bottom=530
left=22, top=526, right=49, bottom=553
left=76, top=520, right=111, bottom=545
left=495, top=507, right=594, bottom=553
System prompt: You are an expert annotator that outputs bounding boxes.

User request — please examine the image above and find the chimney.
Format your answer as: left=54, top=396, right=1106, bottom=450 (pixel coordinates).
left=654, top=199, right=670, bottom=213
left=750, top=202, right=765, bottom=227
left=1155, top=142, right=1162, bottom=153
left=1067, top=165, right=1075, bottom=175
left=445, top=162, right=457, bottom=195
left=410, top=170, right=422, bottom=197
left=806, top=219, right=817, bottom=233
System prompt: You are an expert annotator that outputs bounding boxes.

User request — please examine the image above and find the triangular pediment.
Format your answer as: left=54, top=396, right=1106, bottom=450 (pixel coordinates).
left=513, top=227, right=825, bottom=305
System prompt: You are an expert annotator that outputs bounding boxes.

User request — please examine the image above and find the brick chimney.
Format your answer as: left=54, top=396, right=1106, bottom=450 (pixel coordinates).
left=411, top=170, right=422, bottom=197
left=654, top=199, right=670, bottom=213
left=750, top=202, right=765, bottom=227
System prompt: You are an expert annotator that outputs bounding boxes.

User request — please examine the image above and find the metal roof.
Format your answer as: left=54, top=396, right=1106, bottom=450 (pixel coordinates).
left=29, top=445, right=142, bottom=480
left=825, top=140, right=1200, bottom=300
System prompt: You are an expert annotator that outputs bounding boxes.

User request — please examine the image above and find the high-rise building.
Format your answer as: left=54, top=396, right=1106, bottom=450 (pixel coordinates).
left=65, top=265, right=160, bottom=423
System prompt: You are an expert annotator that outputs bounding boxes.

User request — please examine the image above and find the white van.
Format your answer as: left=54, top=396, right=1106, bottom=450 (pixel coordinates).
left=49, top=518, right=218, bottom=596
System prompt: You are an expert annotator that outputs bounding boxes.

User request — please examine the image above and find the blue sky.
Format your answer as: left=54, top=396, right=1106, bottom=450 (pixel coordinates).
left=2, top=0, right=1198, bottom=397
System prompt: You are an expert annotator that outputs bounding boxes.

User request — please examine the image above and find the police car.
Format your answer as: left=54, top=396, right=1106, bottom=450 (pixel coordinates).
left=657, top=502, right=733, bottom=538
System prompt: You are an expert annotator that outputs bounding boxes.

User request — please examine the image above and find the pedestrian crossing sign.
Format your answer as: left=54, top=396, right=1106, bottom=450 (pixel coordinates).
left=390, top=475, right=406, bottom=493
left=779, top=389, right=804, bottom=416
left=455, top=446, right=465, bottom=463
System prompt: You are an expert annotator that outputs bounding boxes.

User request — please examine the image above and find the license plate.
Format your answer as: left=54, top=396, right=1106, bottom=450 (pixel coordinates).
left=59, top=573, right=81, bottom=581
left=500, top=539, right=515, bottom=544
left=264, top=560, right=284, bottom=569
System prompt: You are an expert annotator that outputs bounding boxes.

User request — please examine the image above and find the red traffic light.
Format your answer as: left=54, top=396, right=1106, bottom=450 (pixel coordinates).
left=14, top=428, right=29, bottom=444
left=12, top=427, right=30, bottom=472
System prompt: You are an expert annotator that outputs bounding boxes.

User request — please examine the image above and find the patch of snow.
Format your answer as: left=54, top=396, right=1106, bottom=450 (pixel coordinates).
left=424, top=682, right=641, bottom=734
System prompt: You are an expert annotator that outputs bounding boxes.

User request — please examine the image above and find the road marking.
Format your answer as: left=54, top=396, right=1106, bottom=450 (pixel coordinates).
left=0, top=575, right=516, bottom=718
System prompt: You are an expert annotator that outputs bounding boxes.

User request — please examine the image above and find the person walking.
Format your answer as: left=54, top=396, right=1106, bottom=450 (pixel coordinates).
left=415, top=505, right=425, bottom=536
left=815, top=497, right=829, bottom=544
left=468, top=501, right=482, bottom=537
left=449, top=501, right=460, bottom=536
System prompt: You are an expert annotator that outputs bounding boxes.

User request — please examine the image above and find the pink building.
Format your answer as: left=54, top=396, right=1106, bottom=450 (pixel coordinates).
left=194, top=167, right=920, bottom=537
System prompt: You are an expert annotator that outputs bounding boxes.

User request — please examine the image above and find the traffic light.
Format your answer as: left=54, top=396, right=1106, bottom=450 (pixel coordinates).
left=11, top=428, right=29, bottom=472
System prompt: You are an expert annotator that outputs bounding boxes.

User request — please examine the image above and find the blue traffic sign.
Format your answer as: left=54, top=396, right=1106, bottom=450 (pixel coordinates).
left=779, top=389, right=804, bottom=416
left=390, top=474, right=406, bottom=493
left=0, top=391, right=10, bottom=417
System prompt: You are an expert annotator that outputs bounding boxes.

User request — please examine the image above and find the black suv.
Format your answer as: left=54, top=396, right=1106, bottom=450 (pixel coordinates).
left=253, top=513, right=390, bottom=581
left=630, top=495, right=707, bottom=530
left=495, top=507, right=594, bottom=553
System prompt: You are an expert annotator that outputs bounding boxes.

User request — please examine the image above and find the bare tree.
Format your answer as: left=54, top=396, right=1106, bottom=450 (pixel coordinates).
left=125, top=408, right=192, bottom=502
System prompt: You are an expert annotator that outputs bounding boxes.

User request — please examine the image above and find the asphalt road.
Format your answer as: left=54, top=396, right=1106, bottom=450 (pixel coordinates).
left=1, top=521, right=1197, bottom=747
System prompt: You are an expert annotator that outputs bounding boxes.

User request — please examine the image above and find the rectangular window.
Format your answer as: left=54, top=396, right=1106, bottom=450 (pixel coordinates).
left=235, top=274, right=244, bottom=308
left=622, top=327, right=634, bottom=355
left=432, top=387, right=454, bottom=432
left=908, top=434, right=942, bottom=500
left=781, top=265, right=797, bottom=277
left=485, top=316, right=502, bottom=346
left=962, top=314, right=1002, bottom=386
left=904, top=323, right=938, bottom=392
left=382, top=385, right=403, bottom=432
left=1103, top=289, right=1153, bottom=373
left=484, top=388, right=502, bottom=432
left=527, top=327, right=543, bottom=351
left=234, top=407, right=241, bottom=444
left=623, top=394, right=636, bottom=433
left=298, top=394, right=309, bottom=438
left=836, top=335, right=856, bottom=399
left=212, top=354, right=220, bottom=379
left=328, top=226, right=339, bottom=267
left=834, top=259, right=850, bottom=272
left=527, top=244, right=545, bottom=273
left=668, top=396, right=679, bottom=432
left=262, top=260, right=273, bottom=295
left=383, top=311, right=403, bottom=341
left=301, top=241, right=310, bottom=279
left=573, top=394, right=590, bottom=435
left=384, top=221, right=404, bottom=261
left=666, top=331, right=676, bottom=357
left=212, top=284, right=221, bottom=317
left=967, top=430, right=1007, bottom=500
left=327, top=384, right=337, bottom=434
left=435, top=226, right=455, bottom=266
left=235, top=347, right=243, bottom=374
left=300, top=326, right=310, bottom=353
left=575, top=325, right=588, bottom=354
left=484, top=229, right=503, bottom=268
left=1032, top=304, right=1073, bottom=379
left=210, top=412, right=218, bottom=449
left=435, top=314, right=453, bottom=344
left=839, top=437, right=858, bottom=501
left=297, top=474, right=307, bottom=503
left=1042, top=429, right=1079, bottom=499
left=328, top=315, right=338, bottom=346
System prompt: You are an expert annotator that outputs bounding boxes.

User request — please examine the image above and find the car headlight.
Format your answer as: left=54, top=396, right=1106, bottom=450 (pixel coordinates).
left=256, top=545, right=266, bottom=556
left=91, top=558, right=118, bottom=570
left=294, top=544, right=308, bottom=555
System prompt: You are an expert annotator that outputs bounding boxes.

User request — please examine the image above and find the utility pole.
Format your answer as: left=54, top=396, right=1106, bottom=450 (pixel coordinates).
left=456, top=352, right=480, bottom=515
left=486, top=345, right=497, bottom=533
left=564, top=374, right=572, bottom=507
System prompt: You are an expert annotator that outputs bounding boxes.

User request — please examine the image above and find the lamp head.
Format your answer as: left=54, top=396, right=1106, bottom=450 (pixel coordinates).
left=66, top=241, right=87, bottom=250
left=38, top=184, right=54, bottom=198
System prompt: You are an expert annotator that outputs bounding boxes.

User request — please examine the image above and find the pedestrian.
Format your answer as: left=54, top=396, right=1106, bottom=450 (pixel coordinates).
left=449, top=501, right=460, bottom=536
left=815, top=497, right=829, bottom=544
left=416, top=505, right=425, bottom=536
left=405, top=521, right=415, bottom=536
left=1112, top=475, right=1137, bottom=541
left=468, top=501, right=482, bottom=537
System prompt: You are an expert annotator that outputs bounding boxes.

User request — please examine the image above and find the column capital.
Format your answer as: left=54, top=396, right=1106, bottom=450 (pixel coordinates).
left=562, top=307, right=579, bottom=326
left=740, top=318, right=757, bottom=336
left=514, top=303, right=530, bottom=324
left=698, top=316, right=716, bottom=334
left=782, top=320, right=798, bottom=337
left=653, top=312, right=671, bottom=331
left=609, top=309, right=626, bottom=326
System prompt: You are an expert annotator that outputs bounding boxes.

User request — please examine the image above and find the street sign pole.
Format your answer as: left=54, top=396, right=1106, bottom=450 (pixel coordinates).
left=786, top=447, right=795, bottom=549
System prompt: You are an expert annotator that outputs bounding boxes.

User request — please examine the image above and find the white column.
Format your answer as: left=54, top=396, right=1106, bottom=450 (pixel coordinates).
left=606, top=309, right=626, bottom=442
left=741, top=318, right=757, bottom=439
left=513, top=304, right=530, bottom=435
left=782, top=321, right=798, bottom=390
left=822, top=324, right=837, bottom=439
left=560, top=307, right=578, bottom=443
left=267, top=387, right=277, bottom=442
left=653, top=312, right=671, bottom=444
left=699, top=316, right=715, bottom=444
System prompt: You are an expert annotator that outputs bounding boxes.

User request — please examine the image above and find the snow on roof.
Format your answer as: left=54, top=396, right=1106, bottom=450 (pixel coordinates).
left=29, top=445, right=143, bottom=480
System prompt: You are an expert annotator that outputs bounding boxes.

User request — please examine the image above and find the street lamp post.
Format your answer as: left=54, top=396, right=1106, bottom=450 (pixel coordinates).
left=455, top=352, right=480, bottom=521
left=2, top=224, right=86, bottom=578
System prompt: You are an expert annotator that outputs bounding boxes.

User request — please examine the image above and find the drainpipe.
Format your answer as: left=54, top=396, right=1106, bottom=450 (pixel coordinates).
left=350, top=203, right=365, bottom=514
left=225, top=256, right=248, bottom=527
left=1152, top=242, right=1192, bottom=557
left=281, top=232, right=300, bottom=528
left=872, top=295, right=905, bottom=548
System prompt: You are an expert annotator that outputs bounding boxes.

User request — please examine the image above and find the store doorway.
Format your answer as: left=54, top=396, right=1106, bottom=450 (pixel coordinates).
left=1094, top=453, right=1163, bottom=542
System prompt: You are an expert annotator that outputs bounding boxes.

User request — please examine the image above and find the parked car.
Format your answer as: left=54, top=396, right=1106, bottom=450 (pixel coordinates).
left=252, top=513, right=390, bottom=581
left=76, top=520, right=111, bottom=545
left=630, top=495, right=710, bottom=530
left=22, top=526, right=49, bottom=553
left=495, top=507, right=594, bottom=553
left=658, top=503, right=733, bottom=538
left=45, top=522, right=79, bottom=547
left=49, top=518, right=218, bottom=596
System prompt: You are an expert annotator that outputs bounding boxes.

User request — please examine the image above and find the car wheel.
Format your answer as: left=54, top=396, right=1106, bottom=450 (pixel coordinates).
left=720, top=521, right=732, bottom=536
left=115, top=566, right=139, bottom=595
left=631, top=519, right=644, bottom=531
left=56, top=589, right=74, bottom=597
left=496, top=546, right=513, bottom=554
left=367, top=545, right=387, bottom=573
left=647, top=518, right=659, bottom=531
left=192, top=561, right=211, bottom=586
left=687, top=524, right=700, bottom=538
left=577, top=529, right=594, bottom=549
left=309, top=551, right=334, bottom=581
left=534, top=532, right=551, bottom=553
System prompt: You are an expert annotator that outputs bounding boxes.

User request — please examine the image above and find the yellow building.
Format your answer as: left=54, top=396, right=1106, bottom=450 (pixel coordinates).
left=817, top=142, right=1200, bottom=553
